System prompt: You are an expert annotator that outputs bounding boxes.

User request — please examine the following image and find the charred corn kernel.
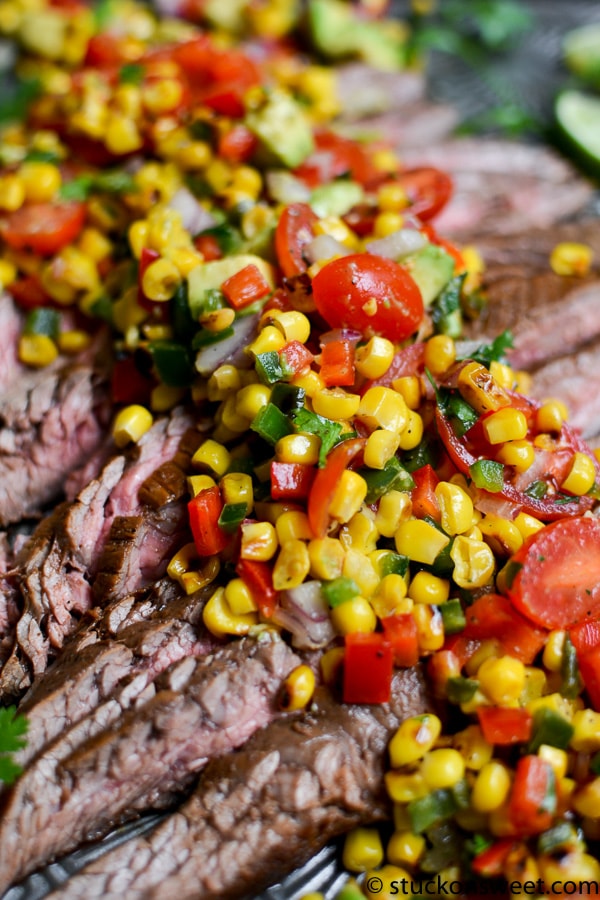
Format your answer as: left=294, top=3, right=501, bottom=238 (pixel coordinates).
left=276, top=511, right=312, bottom=544
left=450, top=535, right=495, bottom=589
left=357, top=386, right=408, bottom=434
left=453, top=725, right=493, bottom=770
left=374, top=211, right=405, bottom=237
left=267, top=310, right=311, bottom=344
left=308, top=536, right=344, bottom=580
left=203, top=586, right=257, bottom=637
left=478, top=655, right=526, bottom=703
left=536, top=398, right=569, bottom=433
left=291, top=370, right=324, bottom=398
left=387, top=831, right=425, bottom=867
left=167, top=542, right=209, bottom=588
left=141, top=258, right=181, bottom=302
left=489, top=360, right=516, bottom=390
left=320, top=646, right=345, bottom=685
left=112, top=404, right=153, bottom=448
left=457, top=361, right=511, bottom=415
left=479, top=515, right=524, bottom=557
left=538, top=745, right=569, bottom=780
left=187, top=474, right=216, bottom=496
left=0, top=259, right=16, bottom=288
left=354, top=336, right=395, bottom=379
left=495, top=439, right=535, bottom=473
left=221, top=472, right=253, bottom=510
left=0, top=174, right=25, bottom=211
left=331, top=595, right=376, bottom=635
left=343, top=827, right=384, bottom=873
left=279, top=664, right=315, bottom=712
left=573, top=778, right=600, bottom=818
left=435, top=481, right=473, bottom=535
left=395, top=519, right=450, bottom=566
left=329, top=470, right=367, bottom=524
left=385, top=770, right=428, bottom=803
left=240, top=521, right=278, bottom=561
left=312, top=387, right=360, bottom=421
left=342, top=549, right=379, bottom=597
left=192, top=439, right=231, bottom=477
left=550, top=241, right=594, bottom=277
left=201, top=308, right=236, bottom=333
left=275, top=433, right=320, bottom=466
left=421, top=748, right=465, bottom=789
left=18, top=333, right=58, bottom=367
left=561, top=451, right=596, bottom=496
left=235, top=384, right=271, bottom=420
left=571, top=709, right=600, bottom=752
left=370, top=574, right=411, bottom=618
left=542, top=630, right=566, bottom=672
left=375, top=490, right=412, bottom=538
left=398, top=410, right=424, bottom=451
left=272, top=539, right=310, bottom=590
left=413, top=603, right=444, bottom=651
left=248, top=325, right=286, bottom=357
left=424, top=334, right=456, bottom=375
left=105, top=113, right=143, bottom=154
left=19, top=161, right=61, bottom=201
left=176, top=140, right=212, bottom=170
left=207, top=365, right=242, bottom=402
left=389, top=714, right=442, bottom=767
left=408, top=571, right=450, bottom=606
left=472, top=761, right=511, bottom=812
left=364, top=428, right=400, bottom=469
left=483, top=407, right=528, bottom=444
left=57, top=330, right=91, bottom=354
left=392, top=375, right=422, bottom=410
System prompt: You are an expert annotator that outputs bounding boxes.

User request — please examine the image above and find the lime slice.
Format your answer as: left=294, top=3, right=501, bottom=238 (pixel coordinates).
left=555, top=89, right=600, bottom=176
left=563, top=22, right=600, bottom=87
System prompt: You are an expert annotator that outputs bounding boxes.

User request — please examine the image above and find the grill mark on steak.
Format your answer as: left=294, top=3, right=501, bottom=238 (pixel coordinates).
left=0, top=635, right=299, bottom=893
left=49, top=668, right=431, bottom=900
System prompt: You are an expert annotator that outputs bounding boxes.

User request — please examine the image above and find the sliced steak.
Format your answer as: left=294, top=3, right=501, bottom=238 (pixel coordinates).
left=50, top=667, right=431, bottom=900
left=0, top=292, right=24, bottom=390
left=339, top=101, right=459, bottom=150
left=0, top=634, right=299, bottom=893
left=475, top=218, right=600, bottom=269
left=0, top=362, right=112, bottom=527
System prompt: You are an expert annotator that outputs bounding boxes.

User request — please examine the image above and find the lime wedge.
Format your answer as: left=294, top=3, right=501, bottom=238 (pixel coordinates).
left=555, top=89, right=600, bottom=176
left=563, top=22, right=600, bottom=87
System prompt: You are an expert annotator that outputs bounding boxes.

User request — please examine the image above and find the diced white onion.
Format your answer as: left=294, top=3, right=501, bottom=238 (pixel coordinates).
left=365, top=228, right=427, bottom=260
left=304, top=234, right=350, bottom=265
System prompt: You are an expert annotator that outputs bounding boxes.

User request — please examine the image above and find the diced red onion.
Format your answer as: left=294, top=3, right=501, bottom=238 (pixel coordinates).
left=473, top=490, right=518, bottom=521
left=272, top=580, right=335, bottom=649
left=319, top=327, right=363, bottom=347
left=194, top=313, right=258, bottom=376
left=265, top=171, right=311, bottom=205
left=169, top=188, right=217, bottom=235
left=304, top=234, right=351, bottom=265
left=365, top=228, right=427, bottom=260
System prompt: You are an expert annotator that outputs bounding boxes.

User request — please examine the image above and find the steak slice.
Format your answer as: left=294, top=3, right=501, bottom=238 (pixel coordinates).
left=49, top=668, right=431, bottom=900
left=0, top=291, right=24, bottom=390
left=0, top=634, right=299, bottom=893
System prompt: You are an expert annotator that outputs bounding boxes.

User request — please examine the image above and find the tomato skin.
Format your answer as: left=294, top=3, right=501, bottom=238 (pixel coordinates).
left=506, top=517, right=600, bottom=631
left=308, top=437, right=365, bottom=538
left=274, top=203, right=318, bottom=278
left=294, top=131, right=380, bottom=189
left=311, top=253, right=424, bottom=341
left=397, top=167, right=453, bottom=221
left=1, top=202, right=86, bottom=256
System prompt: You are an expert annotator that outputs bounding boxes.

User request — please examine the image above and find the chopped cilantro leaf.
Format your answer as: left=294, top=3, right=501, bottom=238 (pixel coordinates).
left=458, top=330, right=514, bottom=366
left=0, top=706, right=28, bottom=786
left=291, top=407, right=343, bottom=467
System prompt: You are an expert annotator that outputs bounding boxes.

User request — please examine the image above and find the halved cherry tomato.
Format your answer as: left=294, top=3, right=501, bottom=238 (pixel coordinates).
left=308, top=437, right=365, bottom=538
left=569, top=618, right=600, bottom=658
left=294, top=131, right=380, bottom=189
left=464, top=593, right=547, bottom=664
left=506, top=516, right=600, bottom=631
left=1, top=201, right=86, bottom=256
left=311, top=253, right=423, bottom=341
left=396, top=167, right=453, bottom=222
left=274, top=203, right=319, bottom=278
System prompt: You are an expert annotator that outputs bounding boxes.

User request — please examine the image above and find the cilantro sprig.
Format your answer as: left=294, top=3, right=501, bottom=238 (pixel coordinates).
left=0, top=706, right=28, bottom=786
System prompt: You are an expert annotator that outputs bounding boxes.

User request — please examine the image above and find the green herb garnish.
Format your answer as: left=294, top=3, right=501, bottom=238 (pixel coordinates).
left=0, top=707, right=28, bottom=786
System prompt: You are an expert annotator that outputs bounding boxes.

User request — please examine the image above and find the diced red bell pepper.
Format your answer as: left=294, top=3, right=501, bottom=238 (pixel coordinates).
left=381, top=614, right=419, bottom=667
left=111, top=355, right=154, bottom=405
left=188, top=487, right=230, bottom=557
left=569, top=618, right=600, bottom=658
left=477, top=706, right=533, bottom=745
left=221, top=263, right=272, bottom=310
left=194, top=233, right=222, bottom=261
left=343, top=632, right=393, bottom=704
left=471, top=839, right=519, bottom=877
left=217, top=124, right=258, bottom=164
left=507, top=755, right=556, bottom=835
left=442, top=633, right=482, bottom=669
left=577, top=644, right=600, bottom=711
left=464, top=593, right=548, bottom=664
left=235, top=558, right=278, bottom=618
left=411, top=464, right=441, bottom=521
left=319, top=339, right=355, bottom=387
left=280, top=340, right=314, bottom=376
left=270, top=461, right=315, bottom=501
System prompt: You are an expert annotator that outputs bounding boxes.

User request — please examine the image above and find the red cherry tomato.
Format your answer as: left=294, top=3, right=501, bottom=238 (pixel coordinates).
left=274, top=203, right=319, bottom=278
left=396, top=167, right=453, bottom=221
left=308, top=437, right=365, bottom=538
left=506, top=516, right=600, bottom=631
left=311, top=253, right=424, bottom=341
left=294, top=131, right=380, bottom=189
left=1, top=202, right=86, bottom=256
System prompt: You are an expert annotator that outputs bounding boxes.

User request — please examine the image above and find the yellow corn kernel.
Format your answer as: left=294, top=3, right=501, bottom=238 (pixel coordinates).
left=374, top=211, right=405, bottom=237
left=18, top=333, right=58, bottom=368
left=279, top=664, right=316, bottom=712
left=78, top=227, right=111, bottom=263
left=495, top=439, right=535, bottom=473
left=514, top=512, right=545, bottom=540
left=272, top=539, right=310, bottom=590
left=268, top=310, right=311, bottom=344
left=112, top=404, right=153, bottom=448
left=457, top=361, right=511, bottom=415
left=229, top=165, right=262, bottom=201
left=191, top=439, right=231, bottom=478
left=207, top=365, right=242, bottom=402
left=217, top=395, right=248, bottom=434
left=57, top=329, right=91, bottom=355
left=542, top=630, right=566, bottom=672
left=19, top=160, right=61, bottom=202
left=150, top=383, right=184, bottom=413
left=387, top=831, right=426, bottom=868
left=471, top=761, right=512, bottom=812
left=413, top=603, right=444, bottom=651
left=141, top=257, right=181, bottom=302
left=203, top=586, right=257, bottom=637
left=0, top=173, right=25, bottom=211
left=572, top=778, right=600, bottom=819
left=320, top=646, right=345, bottom=685
left=240, top=520, right=278, bottom=561
left=176, top=140, right=212, bottom=170
left=221, top=472, right=253, bottom=511
left=453, top=725, right=493, bottom=771
left=165, top=245, right=203, bottom=278
left=142, top=78, right=184, bottom=115
left=168, top=547, right=220, bottom=595
left=354, top=336, right=395, bottom=380
left=385, top=770, right=429, bottom=804
left=489, top=360, right=516, bottom=391
left=478, top=654, right=526, bottom=704
left=395, top=519, right=450, bottom=566
left=561, top=451, right=596, bottom=496
left=224, top=578, right=258, bottom=615
left=342, top=827, right=384, bottom=874
left=538, top=850, right=600, bottom=887
left=450, top=535, right=495, bottom=589
left=479, top=515, right=524, bottom=557
left=291, top=369, right=324, bottom=398
left=550, top=241, right=594, bottom=277
left=435, top=481, right=473, bottom=535
left=339, top=511, right=379, bottom=554
left=423, top=334, right=456, bottom=376
left=536, top=398, right=569, bottom=433
left=128, top=220, right=149, bottom=259
left=377, top=181, right=409, bottom=212
left=329, top=470, right=367, bottom=524
left=390, top=714, right=443, bottom=768
left=187, top=474, right=216, bottom=496
left=357, top=386, right=408, bottom=434
left=421, top=748, right=465, bottom=789
left=571, top=709, right=600, bottom=752
left=398, top=410, right=424, bottom=451
left=408, top=571, right=450, bottom=606
left=275, top=433, right=320, bottom=466
left=312, top=387, right=360, bottom=421
left=330, top=595, right=376, bottom=635
left=482, top=407, right=528, bottom=444
left=235, top=384, right=272, bottom=421
left=392, top=374, right=422, bottom=410
left=364, top=428, right=400, bottom=469
left=527, top=691, right=577, bottom=721
left=105, top=113, right=143, bottom=154
left=370, top=573, right=411, bottom=618
left=375, top=490, right=412, bottom=538
left=275, top=510, right=312, bottom=544
left=342, top=548, right=379, bottom=597
left=308, top=536, right=344, bottom=580
left=538, top=745, right=569, bottom=780
left=247, top=324, right=286, bottom=357
left=521, top=666, right=547, bottom=704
